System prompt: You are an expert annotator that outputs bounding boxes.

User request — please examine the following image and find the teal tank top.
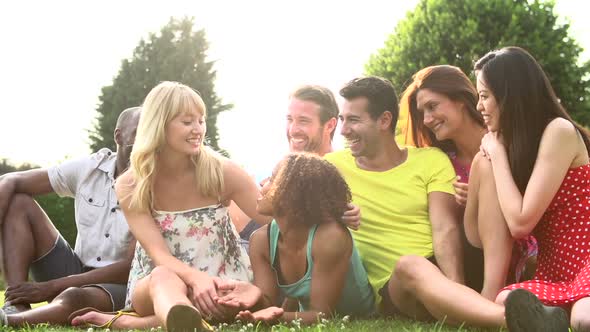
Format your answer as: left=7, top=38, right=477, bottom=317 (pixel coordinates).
left=268, top=220, right=374, bottom=316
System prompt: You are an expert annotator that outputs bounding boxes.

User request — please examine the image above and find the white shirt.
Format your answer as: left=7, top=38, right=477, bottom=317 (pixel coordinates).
left=47, top=148, right=132, bottom=268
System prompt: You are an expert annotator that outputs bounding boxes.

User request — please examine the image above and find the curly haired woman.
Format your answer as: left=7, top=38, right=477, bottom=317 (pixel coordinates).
left=216, top=153, right=375, bottom=325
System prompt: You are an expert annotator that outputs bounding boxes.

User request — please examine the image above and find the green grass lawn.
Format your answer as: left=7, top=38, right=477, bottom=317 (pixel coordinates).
left=0, top=291, right=504, bottom=332
left=0, top=320, right=505, bottom=332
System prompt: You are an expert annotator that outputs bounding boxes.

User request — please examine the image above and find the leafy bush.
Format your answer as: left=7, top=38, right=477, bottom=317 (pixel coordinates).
left=36, top=194, right=77, bottom=247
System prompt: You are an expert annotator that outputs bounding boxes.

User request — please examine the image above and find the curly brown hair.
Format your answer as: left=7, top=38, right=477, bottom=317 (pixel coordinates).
left=265, top=153, right=351, bottom=226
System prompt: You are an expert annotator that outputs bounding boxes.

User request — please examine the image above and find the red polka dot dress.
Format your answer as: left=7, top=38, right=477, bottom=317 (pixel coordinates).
left=503, top=164, right=590, bottom=307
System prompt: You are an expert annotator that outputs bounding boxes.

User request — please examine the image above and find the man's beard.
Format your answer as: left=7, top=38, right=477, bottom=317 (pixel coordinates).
left=303, top=128, right=324, bottom=153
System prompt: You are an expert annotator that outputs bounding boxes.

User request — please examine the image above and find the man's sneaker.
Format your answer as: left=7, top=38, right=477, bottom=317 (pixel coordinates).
left=0, top=308, right=7, bottom=327
left=505, top=288, right=569, bottom=332
left=1, top=302, right=29, bottom=315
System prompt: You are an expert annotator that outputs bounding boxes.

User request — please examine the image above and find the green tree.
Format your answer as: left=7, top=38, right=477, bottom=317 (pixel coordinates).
left=89, top=17, right=232, bottom=153
left=367, top=0, right=590, bottom=125
left=0, top=159, right=38, bottom=175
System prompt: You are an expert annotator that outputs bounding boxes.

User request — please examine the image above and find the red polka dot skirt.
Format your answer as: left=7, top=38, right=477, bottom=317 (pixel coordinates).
left=503, top=164, right=590, bottom=307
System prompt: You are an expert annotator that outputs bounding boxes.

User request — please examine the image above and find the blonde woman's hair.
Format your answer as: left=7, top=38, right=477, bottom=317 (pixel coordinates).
left=127, top=81, right=224, bottom=212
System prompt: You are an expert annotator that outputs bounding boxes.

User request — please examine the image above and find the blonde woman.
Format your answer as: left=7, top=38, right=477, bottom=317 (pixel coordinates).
left=73, top=81, right=271, bottom=331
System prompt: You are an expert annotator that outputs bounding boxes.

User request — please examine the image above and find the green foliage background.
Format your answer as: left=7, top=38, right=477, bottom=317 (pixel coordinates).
left=366, top=0, right=590, bottom=130
left=1, top=16, right=234, bottom=251
left=88, top=16, right=232, bottom=156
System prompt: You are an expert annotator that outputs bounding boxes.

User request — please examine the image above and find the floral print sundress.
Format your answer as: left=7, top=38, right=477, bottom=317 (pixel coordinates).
left=124, top=204, right=253, bottom=308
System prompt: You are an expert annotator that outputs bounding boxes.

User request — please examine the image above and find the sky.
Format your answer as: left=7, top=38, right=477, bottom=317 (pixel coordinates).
left=1, top=0, right=589, bottom=180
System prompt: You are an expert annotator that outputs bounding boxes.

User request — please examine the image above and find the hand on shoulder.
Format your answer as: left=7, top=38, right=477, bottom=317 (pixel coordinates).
left=313, top=222, right=353, bottom=262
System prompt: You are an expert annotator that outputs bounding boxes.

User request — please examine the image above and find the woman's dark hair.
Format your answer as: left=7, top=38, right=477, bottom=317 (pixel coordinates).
left=400, top=65, right=484, bottom=153
left=265, top=153, right=351, bottom=225
left=474, top=46, right=590, bottom=193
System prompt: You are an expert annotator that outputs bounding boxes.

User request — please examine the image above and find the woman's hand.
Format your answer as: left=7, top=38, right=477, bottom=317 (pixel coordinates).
left=186, top=274, right=225, bottom=320
left=236, top=307, right=284, bottom=324
left=453, top=177, right=468, bottom=206
left=215, top=280, right=262, bottom=309
left=480, top=132, right=506, bottom=161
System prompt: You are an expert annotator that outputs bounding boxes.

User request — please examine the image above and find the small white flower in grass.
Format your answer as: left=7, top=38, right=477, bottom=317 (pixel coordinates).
left=321, top=318, right=329, bottom=324
left=87, top=328, right=94, bottom=332
left=317, top=323, right=326, bottom=329
left=291, top=318, right=302, bottom=329
left=290, top=328, right=296, bottom=332
left=105, top=329, right=111, bottom=332
left=340, top=323, right=346, bottom=330
left=247, top=322, right=254, bottom=328
left=342, top=315, right=350, bottom=323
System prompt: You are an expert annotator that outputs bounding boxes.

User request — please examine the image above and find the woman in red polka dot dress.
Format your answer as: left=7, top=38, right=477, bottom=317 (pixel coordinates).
left=473, top=46, right=590, bottom=331
left=379, top=46, right=590, bottom=332
left=501, top=166, right=590, bottom=305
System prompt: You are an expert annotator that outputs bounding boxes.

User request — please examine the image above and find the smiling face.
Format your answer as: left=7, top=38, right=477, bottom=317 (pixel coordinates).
left=286, top=98, right=327, bottom=153
left=164, top=107, right=205, bottom=156
left=416, top=88, right=467, bottom=141
left=339, top=97, right=381, bottom=158
left=476, top=71, right=500, bottom=132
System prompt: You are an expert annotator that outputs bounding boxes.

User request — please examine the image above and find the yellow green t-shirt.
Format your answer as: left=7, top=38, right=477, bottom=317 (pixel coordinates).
left=324, top=147, right=456, bottom=302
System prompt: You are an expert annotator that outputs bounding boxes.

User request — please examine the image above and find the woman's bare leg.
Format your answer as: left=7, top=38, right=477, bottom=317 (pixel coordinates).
left=132, top=266, right=194, bottom=329
left=571, top=297, right=590, bottom=332
left=472, top=155, right=513, bottom=300
left=71, top=267, right=204, bottom=330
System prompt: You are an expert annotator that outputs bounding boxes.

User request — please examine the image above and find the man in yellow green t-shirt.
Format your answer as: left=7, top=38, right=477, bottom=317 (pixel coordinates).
left=324, top=76, right=463, bottom=316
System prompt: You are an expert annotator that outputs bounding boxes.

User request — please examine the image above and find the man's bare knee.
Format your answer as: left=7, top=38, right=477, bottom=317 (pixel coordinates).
left=394, top=255, right=432, bottom=291
left=4, top=194, right=37, bottom=221
left=387, top=256, right=435, bottom=320
left=54, top=287, right=112, bottom=312
left=4, top=193, right=51, bottom=231
left=53, top=287, right=90, bottom=310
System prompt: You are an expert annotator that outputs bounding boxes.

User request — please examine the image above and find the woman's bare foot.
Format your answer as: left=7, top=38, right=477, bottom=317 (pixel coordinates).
left=71, top=310, right=159, bottom=329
